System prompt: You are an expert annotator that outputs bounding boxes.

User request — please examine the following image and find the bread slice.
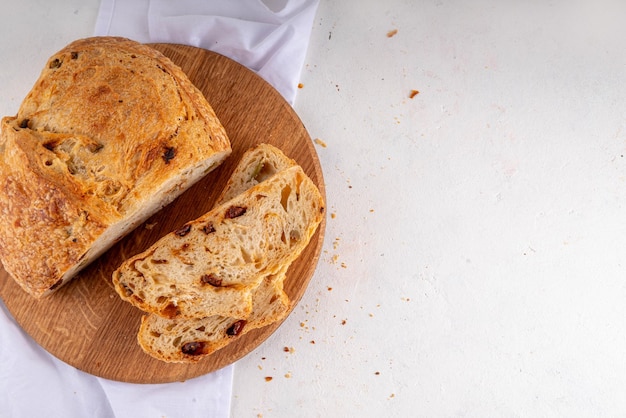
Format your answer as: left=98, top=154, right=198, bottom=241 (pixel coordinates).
left=112, top=164, right=324, bottom=320
left=0, top=36, right=231, bottom=298
left=136, top=144, right=297, bottom=362
left=138, top=267, right=290, bottom=363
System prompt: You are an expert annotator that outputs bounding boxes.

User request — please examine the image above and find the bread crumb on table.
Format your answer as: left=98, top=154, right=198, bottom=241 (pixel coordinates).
left=314, top=138, right=327, bottom=148
left=387, top=29, right=398, bottom=37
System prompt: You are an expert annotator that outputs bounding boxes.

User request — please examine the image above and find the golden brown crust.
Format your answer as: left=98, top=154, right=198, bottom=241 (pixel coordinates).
left=0, top=37, right=231, bottom=298
left=0, top=119, right=109, bottom=296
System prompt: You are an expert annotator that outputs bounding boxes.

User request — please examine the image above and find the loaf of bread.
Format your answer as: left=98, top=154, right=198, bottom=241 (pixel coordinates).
left=136, top=144, right=298, bottom=362
left=0, top=37, right=231, bottom=298
left=112, top=162, right=325, bottom=320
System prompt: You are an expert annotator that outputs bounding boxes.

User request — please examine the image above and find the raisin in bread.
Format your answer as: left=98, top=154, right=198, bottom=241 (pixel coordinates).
left=0, top=37, right=231, bottom=298
left=138, top=267, right=290, bottom=363
left=112, top=164, right=324, bottom=320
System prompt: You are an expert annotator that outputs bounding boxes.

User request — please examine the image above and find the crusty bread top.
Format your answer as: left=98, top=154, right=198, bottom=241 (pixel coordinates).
left=0, top=37, right=231, bottom=297
left=13, top=36, right=231, bottom=216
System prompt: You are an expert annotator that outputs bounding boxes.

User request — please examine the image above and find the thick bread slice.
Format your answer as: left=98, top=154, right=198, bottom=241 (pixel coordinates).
left=112, top=165, right=324, bottom=320
left=137, top=144, right=295, bottom=362
left=138, top=267, right=290, bottom=363
left=0, top=36, right=231, bottom=298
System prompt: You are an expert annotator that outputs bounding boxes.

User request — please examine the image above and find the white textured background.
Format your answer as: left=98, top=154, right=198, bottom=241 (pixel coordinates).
left=233, top=1, right=626, bottom=416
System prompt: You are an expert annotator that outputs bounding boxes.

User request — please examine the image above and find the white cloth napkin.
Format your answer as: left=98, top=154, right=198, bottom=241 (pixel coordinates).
left=0, top=300, right=233, bottom=418
left=0, top=1, right=318, bottom=417
left=94, top=0, right=319, bottom=105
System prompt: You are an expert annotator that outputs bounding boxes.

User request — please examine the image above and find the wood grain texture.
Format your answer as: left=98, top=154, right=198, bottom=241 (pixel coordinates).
left=0, top=44, right=325, bottom=383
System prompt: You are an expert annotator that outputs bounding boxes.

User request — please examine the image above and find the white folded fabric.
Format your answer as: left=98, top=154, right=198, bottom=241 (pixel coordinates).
left=95, top=0, right=319, bottom=105
left=0, top=300, right=233, bottom=418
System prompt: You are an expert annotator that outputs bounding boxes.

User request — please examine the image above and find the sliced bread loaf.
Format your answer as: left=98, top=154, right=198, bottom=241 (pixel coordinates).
left=0, top=37, right=231, bottom=298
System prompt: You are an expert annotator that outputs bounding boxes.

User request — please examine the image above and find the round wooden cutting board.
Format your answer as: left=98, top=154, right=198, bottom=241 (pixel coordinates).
left=0, top=44, right=325, bottom=383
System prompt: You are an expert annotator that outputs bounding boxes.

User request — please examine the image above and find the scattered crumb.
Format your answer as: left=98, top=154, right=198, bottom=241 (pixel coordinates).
left=258, top=365, right=263, bottom=370
left=283, top=346, right=295, bottom=354
left=341, top=319, right=347, bottom=325
left=310, top=340, right=316, bottom=344
left=387, top=29, right=398, bottom=38
left=341, top=262, right=347, bottom=269
left=409, top=89, right=419, bottom=99
left=369, top=209, right=375, bottom=213
left=375, top=371, right=380, bottom=375
left=144, top=222, right=157, bottom=230
left=331, top=212, right=337, bottom=219
left=314, top=138, right=327, bottom=148
left=261, top=357, right=266, bottom=360
left=265, top=376, right=273, bottom=382
left=298, top=83, right=304, bottom=89
left=284, top=372, right=292, bottom=378
left=327, top=287, right=333, bottom=291
left=389, top=393, right=395, bottom=399
left=369, top=313, right=374, bottom=318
